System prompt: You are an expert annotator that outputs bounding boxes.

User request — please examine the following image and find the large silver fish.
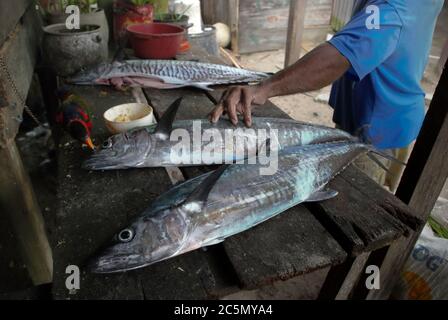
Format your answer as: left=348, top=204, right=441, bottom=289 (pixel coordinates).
left=83, top=98, right=354, bottom=170
left=67, top=60, right=269, bottom=90
left=87, top=141, right=373, bottom=273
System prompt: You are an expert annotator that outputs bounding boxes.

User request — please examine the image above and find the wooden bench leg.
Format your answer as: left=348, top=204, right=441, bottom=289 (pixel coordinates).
left=0, top=140, right=53, bottom=285
left=318, top=252, right=370, bottom=300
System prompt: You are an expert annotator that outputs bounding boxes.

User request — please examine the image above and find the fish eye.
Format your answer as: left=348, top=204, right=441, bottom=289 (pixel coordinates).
left=102, top=139, right=113, bottom=149
left=118, top=229, right=134, bottom=243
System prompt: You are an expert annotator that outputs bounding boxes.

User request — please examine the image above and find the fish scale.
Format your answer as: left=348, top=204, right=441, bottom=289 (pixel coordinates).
left=88, top=141, right=370, bottom=273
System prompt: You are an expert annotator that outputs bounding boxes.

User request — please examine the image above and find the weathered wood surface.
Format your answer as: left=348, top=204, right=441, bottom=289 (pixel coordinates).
left=0, top=0, right=31, bottom=46
left=201, top=0, right=332, bottom=53
left=318, top=252, right=370, bottom=300
left=223, top=207, right=346, bottom=289
left=368, top=61, right=448, bottom=300
left=0, top=141, right=53, bottom=286
left=0, top=1, right=51, bottom=288
left=0, top=4, right=42, bottom=146
left=238, top=0, right=331, bottom=54
left=285, top=0, right=308, bottom=67
left=307, top=172, right=410, bottom=256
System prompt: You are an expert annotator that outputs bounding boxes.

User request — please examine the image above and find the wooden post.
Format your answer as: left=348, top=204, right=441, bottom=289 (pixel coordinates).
left=367, top=60, right=448, bottom=299
left=0, top=141, right=53, bottom=285
left=0, top=1, right=52, bottom=286
left=285, top=0, right=308, bottom=68
left=228, top=0, right=240, bottom=55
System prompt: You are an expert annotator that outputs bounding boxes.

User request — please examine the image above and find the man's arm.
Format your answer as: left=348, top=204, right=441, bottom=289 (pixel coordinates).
left=209, top=42, right=350, bottom=126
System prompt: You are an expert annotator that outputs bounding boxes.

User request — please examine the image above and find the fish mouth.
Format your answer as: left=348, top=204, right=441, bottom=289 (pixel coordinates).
left=86, top=252, right=151, bottom=274
left=82, top=150, right=131, bottom=170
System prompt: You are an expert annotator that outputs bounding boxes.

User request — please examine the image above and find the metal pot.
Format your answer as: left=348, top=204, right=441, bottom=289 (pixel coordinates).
left=46, top=9, right=110, bottom=45
left=42, top=23, right=107, bottom=77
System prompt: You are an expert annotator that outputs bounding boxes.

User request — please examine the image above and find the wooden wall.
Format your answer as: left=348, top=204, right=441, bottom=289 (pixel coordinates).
left=201, top=0, right=333, bottom=53
left=0, top=0, right=53, bottom=290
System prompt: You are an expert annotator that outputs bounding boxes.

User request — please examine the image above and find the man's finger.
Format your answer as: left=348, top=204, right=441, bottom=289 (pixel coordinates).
left=209, top=89, right=231, bottom=123
left=209, top=103, right=224, bottom=123
left=241, top=88, right=253, bottom=127
left=224, top=88, right=241, bottom=125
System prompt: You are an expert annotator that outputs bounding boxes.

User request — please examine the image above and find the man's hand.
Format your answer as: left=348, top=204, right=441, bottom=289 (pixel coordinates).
left=208, top=84, right=270, bottom=127
left=209, top=43, right=350, bottom=127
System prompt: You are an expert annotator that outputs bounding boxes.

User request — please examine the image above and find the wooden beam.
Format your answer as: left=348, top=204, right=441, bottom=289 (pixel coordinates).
left=0, top=0, right=31, bottom=47
left=0, top=141, right=53, bottom=285
left=367, top=60, right=448, bottom=299
left=285, top=0, right=308, bottom=67
left=0, top=4, right=42, bottom=146
left=0, top=3, right=51, bottom=287
left=228, top=0, right=240, bottom=55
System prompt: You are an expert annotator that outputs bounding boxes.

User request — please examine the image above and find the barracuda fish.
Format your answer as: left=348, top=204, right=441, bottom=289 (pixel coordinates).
left=66, top=60, right=269, bottom=90
left=83, top=98, right=354, bottom=170
left=87, top=141, right=374, bottom=273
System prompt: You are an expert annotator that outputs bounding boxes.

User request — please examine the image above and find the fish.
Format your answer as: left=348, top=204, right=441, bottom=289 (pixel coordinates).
left=87, top=140, right=372, bottom=273
left=82, top=97, right=355, bottom=170
left=66, top=60, right=270, bottom=91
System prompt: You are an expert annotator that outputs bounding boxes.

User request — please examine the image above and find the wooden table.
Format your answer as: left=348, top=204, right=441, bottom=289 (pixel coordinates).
left=49, top=46, right=422, bottom=300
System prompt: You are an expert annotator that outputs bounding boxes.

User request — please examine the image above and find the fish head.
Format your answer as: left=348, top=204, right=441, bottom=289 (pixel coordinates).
left=83, top=128, right=153, bottom=170
left=66, top=62, right=111, bottom=85
left=87, top=207, right=189, bottom=273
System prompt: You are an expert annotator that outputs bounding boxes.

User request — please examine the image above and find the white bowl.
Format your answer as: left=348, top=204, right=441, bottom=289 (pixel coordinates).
left=103, top=103, right=156, bottom=134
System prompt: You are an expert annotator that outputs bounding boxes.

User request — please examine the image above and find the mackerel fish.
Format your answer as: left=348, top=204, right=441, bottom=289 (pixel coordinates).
left=87, top=141, right=372, bottom=273
left=67, top=60, right=270, bottom=90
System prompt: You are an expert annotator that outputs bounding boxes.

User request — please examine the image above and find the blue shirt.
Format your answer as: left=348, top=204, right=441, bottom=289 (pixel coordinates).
left=329, top=0, right=443, bottom=149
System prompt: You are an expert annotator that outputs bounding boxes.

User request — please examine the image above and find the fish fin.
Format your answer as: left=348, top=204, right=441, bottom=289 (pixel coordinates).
left=202, top=238, right=224, bottom=247
left=182, top=165, right=230, bottom=208
left=154, top=97, right=183, bottom=140
left=368, top=148, right=407, bottom=166
left=192, top=83, right=214, bottom=91
left=305, top=189, right=339, bottom=202
left=367, top=153, right=393, bottom=174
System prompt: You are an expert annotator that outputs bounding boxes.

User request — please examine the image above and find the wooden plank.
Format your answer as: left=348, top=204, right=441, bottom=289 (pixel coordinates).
left=341, top=166, right=423, bottom=232
left=0, top=3, right=49, bottom=288
left=223, top=206, right=346, bottom=289
left=228, top=0, right=240, bottom=54
left=307, top=170, right=410, bottom=256
left=367, top=61, right=448, bottom=300
left=0, top=207, right=33, bottom=292
left=237, top=0, right=331, bottom=54
left=201, top=0, right=230, bottom=26
left=318, top=252, right=370, bottom=300
left=0, top=141, right=53, bottom=286
left=285, top=0, right=308, bottom=67
left=0, top=4, right=42, bottom=145
left=0, top=0, right=31, bottom=46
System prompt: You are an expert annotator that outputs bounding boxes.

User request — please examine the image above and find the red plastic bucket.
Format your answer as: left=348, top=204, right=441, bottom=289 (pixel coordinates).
left=127, top=23, right=184, bottom=59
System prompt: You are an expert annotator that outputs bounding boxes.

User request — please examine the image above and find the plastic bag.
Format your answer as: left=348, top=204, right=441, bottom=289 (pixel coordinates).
left=393, top=225, right=448, bottom=300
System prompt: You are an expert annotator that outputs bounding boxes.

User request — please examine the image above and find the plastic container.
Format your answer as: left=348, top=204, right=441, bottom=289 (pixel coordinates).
left=127, top=23, right=184, bottom=59
left=189, top=25, right=219, bottom=56
left=104, top=103, right=156, bottom=134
